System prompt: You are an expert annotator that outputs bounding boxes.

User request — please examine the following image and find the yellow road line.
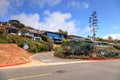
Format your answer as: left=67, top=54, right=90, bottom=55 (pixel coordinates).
left=8, top=73, right=52, bottom=80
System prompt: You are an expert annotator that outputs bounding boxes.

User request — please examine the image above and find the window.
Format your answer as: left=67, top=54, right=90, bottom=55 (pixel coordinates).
left=61, top=35, right=65, bottom=39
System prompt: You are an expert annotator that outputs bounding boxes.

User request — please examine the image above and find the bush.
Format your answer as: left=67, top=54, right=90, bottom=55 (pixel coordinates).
left=0, top=35, right=8, bottom=43
left=54, top=46, right=65, bottom=58
left=63, top=40, right=93, bottom=56
left=40, top=35, right=54, bottom=51
left=54, top=40, right=94, bottom=58
left=0, top=30, right=3, bottom=35
left=62, top=39, right=69, bottom=46
left=47, top=38, right=54, bottom=51
left=113, top=45, right=120, bottom=50
left=96, top=50, right=120, bottom=58
left=96, top=47, right=120, bottom=58
left=27, top=41, right=42, bottom=53
left=0, top=34, right=54, bottom=53
left=40, top=41, right=49, bottom=51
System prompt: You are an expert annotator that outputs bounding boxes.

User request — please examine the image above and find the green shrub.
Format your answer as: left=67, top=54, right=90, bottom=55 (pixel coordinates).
left=80, top=43, right=94, bottom=55
left=54, top=46, right=65, bottom=58
left=101, top=51, right=120, bottom=58
left=40, top=41, right=49, bottom=51
left=113, top=45, right=120, bottom=50
left=0, top=34, right=54, bottom=53
left=40, top=35, right=54, bottom=51
left=96, top=47, right=120, bottom=58
left=0, top=35, right=8, bottom=43
left=54, top=40, right=94, bottom=58
left=0, top=30, right=3, bottom=34
left=62, top=39, right=69, bottom=46
left=63, top=40, right=93, bottom=56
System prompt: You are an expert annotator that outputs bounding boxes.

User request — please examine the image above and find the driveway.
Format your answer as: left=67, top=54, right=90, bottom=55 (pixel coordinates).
left=32, top=52, right=83, bottom=63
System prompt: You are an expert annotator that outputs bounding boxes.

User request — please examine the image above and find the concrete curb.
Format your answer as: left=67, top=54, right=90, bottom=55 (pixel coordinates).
left=84, top=58, right=120, bottom=62
left=0, top=61, right=31, bottom=68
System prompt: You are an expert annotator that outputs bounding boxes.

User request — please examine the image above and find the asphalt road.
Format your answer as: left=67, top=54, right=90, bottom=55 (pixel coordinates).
left=0, top=52, right=120, bottom=80
left=32, top=52, right=82, bottom=63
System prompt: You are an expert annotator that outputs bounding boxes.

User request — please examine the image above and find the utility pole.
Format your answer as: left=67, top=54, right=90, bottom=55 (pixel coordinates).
left=89, top=11, right=98, bottom=42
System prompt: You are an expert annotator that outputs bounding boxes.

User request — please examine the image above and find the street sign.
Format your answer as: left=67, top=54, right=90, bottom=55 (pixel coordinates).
left=23, top=42, right=29, bottom=50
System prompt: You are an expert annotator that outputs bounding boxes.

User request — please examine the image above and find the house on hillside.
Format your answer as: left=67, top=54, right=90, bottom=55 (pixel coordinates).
left=27, top=27, right=41, bottom=41
left=41, top=30, right=67, bottom=43
left=0, top=21, right=42, bottom=41
left=0, top=22, right=6, bottom=30
left=68, top=35, right=85, bottom=41
left=0, top=21, right=20, bottom=35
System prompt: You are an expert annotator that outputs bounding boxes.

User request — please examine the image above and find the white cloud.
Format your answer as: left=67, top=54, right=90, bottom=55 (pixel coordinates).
left=102, top=33, right=120, bottom=39
left=10, top=13, right=40, bottom=29
left=0, top=0, right=25, bottom=16
left=67, top=1, right=89, bottom=10
left=41, top=11, right=79, bottom=35
left=43, top=10, right=50, bottom=15
left=68, top=1, right=80, bottom=8
left=0, top=0, right=10, bottom=16
left=82, top=26, right=91, bottom=33
left=82, top=2, right=89, bottom=9
left=29, top=0, right=61, bottom=8
left=10, top=11, right=79, bottom=35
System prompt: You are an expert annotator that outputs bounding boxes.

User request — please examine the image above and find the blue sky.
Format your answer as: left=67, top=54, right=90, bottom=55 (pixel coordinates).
left=0, top=0, right=120, bottom=39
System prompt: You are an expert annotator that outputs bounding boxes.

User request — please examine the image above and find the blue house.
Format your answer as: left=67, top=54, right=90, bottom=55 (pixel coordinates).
left=41, top=30, right=67, bottom=43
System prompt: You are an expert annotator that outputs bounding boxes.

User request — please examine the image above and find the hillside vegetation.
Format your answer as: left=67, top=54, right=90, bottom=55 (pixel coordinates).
left=0, top=34, right=54, bottom=53
left=54, top=39, right=120, bottom=59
